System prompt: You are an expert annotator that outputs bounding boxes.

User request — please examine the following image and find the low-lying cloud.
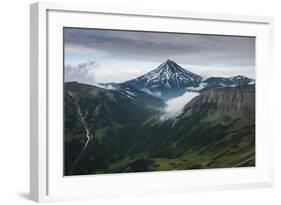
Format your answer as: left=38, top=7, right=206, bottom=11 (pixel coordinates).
left=162, top=91, right=200, bottom=119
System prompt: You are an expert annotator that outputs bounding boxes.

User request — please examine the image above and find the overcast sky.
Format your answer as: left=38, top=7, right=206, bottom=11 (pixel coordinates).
left=64, top=28, right=255, bottom=84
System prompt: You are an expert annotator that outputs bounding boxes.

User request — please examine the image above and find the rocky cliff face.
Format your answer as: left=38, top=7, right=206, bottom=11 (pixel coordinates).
left=180, top=85, right=255, bottom=124
left=65, top=82, right=255, bottom=175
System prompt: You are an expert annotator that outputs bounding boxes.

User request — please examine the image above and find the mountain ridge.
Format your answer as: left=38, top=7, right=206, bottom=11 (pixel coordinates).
left=120, top=59, right=255, bottom=99
left=64, top=59, right=256, bottom=175
left=64, top=82, right=255, bottom=175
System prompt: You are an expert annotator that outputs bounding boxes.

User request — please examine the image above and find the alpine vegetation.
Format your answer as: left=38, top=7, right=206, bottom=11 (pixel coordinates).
left=64, top=28, right=255, bottom=175
left=64, top=60, right=255, bottom=175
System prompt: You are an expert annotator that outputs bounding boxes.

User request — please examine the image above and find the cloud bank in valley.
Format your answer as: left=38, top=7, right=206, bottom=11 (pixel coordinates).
left=162, top=92, right=200, bottom=119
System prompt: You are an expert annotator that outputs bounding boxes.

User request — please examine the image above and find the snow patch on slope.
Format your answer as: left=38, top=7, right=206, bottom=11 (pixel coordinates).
left=96, top=83, right=116, bottom=90
left=141, top=88, right=161, bottom=97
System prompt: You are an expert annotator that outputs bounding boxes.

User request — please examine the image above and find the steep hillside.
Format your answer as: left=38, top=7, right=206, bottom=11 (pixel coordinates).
left=65, top=82, right=255, bottom=175
left=64, top=82, right=164, bottom=175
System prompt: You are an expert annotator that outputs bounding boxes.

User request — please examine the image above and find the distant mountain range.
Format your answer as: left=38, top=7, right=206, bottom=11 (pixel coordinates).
left=102, top=59, right=254, bottom=100
left=202, top=75, right=254, bottom=88
left=64, top=59, right=255, bottom=175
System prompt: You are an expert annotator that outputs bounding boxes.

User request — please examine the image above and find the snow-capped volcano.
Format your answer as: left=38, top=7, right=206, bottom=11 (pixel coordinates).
left=106, top=59, right=256, bottom=100
left=124, top=59, right=202, bottom=99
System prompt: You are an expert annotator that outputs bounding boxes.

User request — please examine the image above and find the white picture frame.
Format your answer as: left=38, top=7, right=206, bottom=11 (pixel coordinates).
left=30, top=1, right=274, bottom=202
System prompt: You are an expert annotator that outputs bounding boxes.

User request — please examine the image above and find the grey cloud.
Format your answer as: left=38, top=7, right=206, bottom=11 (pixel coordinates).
left=88, top=60, right=96, bottom=66
left=64, top=28, right=255, bottom=67
left=64, top=61, right=98, bottom=84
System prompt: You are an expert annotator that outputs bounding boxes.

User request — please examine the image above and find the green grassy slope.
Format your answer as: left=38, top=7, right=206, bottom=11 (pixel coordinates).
left=64, top=82, right=255, bottom=175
